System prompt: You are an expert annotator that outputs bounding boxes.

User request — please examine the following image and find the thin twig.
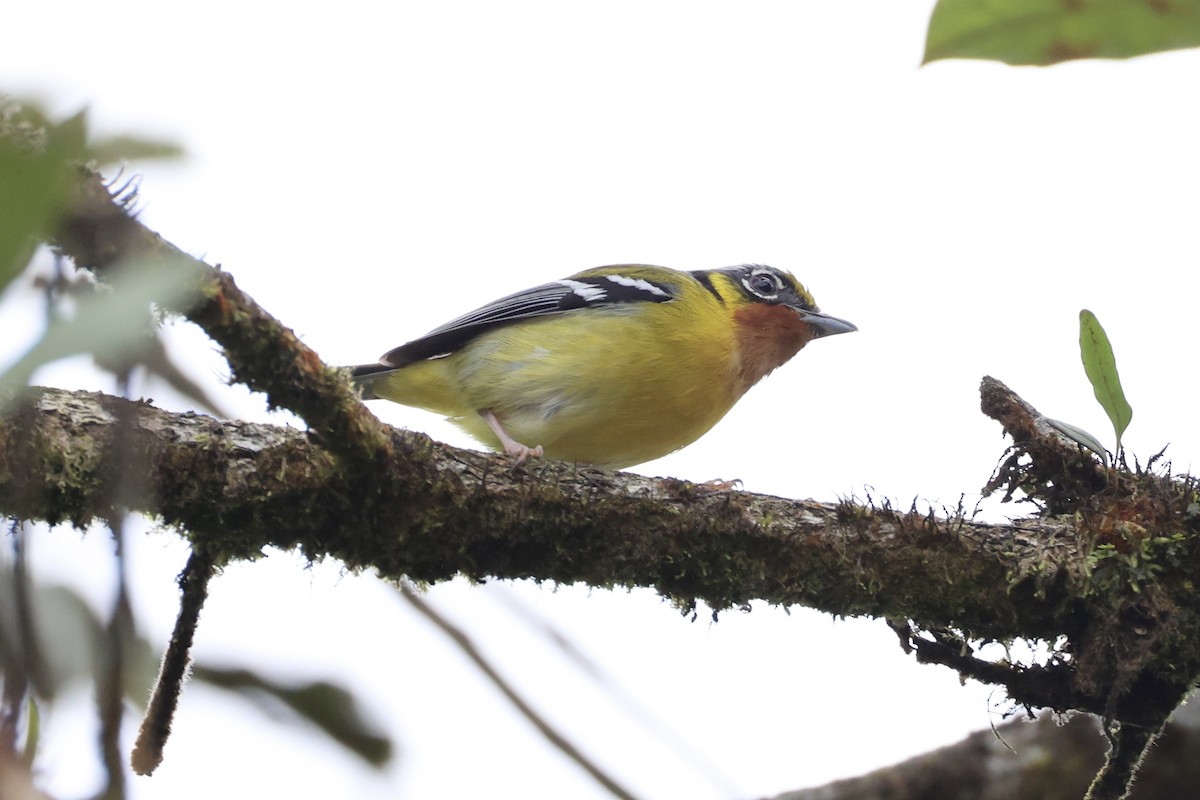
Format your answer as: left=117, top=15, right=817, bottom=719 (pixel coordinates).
left=489, top=586, right=740, bottom=796
left=396, top=581, right=642, bottom=800
left=131, top=547, right=215, bottom=776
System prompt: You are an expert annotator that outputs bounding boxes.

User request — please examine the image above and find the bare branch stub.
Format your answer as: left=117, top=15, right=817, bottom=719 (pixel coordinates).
left=980, top=376, right=1109, bottom=512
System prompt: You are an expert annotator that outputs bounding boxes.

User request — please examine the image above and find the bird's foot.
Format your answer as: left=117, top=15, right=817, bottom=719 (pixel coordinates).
left=481, top=409, right=544, bottom=466
left=506, top=442, right=544, bottom=465
left=697, top=478, right=742, bottom=493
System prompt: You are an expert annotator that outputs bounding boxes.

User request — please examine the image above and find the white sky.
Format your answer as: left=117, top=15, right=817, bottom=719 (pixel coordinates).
left=3, top=1, right=1200, bottom=798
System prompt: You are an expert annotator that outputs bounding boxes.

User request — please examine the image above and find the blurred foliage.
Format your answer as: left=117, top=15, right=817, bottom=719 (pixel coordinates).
left=20, top=697, right=39, bottom=768
left=0, top=571, right=394, bottom=770
left=0, top=261, right=198, bottom=398
left=925, top=0, right=1200, bottom=65
left=195, top=666, right=394, bottom=767
left=0, top=99, right=228, bottom=415
left=87, top=134, right=184, bottom=166
left=0, top=98, right=182, bottom=297
left=1079, top=309, right=1133, bottom=455
left=1, top=96, right=384, bottom=783
left=0, top=104, right=85, bottom=293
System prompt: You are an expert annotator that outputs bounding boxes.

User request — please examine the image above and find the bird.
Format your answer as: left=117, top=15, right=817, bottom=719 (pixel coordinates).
left=350, top=263, right=855, bottom=469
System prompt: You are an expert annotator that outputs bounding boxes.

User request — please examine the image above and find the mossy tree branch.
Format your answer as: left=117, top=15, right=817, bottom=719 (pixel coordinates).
left=3, top=383, right=1199, bottom=729
left=1, top=386, right=1037, bottom=626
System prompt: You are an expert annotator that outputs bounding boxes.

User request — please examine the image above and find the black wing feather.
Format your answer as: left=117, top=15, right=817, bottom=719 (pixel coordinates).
left=379, top=273, right=676, bottom=368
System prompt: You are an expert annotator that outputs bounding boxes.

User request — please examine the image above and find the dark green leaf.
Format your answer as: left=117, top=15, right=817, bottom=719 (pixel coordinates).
left=1079, top=309, right=1133, bottom=454
left=925, top=0, right=1200, bottom=66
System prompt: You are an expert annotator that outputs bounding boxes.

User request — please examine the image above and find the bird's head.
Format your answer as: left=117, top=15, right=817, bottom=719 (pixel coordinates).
left=705, top=264, right=857, bottom=390
left=719, top=264, right=857, bottom=337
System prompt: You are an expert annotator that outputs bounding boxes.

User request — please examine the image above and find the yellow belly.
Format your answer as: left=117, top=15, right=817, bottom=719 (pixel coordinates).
left=371, top=303, right=742, bottom=469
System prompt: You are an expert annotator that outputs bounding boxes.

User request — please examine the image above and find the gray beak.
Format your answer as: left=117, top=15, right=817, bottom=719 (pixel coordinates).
left=799, top=309, right=857, bottom=338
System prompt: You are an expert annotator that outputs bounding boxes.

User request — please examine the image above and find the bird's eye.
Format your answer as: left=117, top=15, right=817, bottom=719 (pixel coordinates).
left=747, top=272, right=781, bottom=297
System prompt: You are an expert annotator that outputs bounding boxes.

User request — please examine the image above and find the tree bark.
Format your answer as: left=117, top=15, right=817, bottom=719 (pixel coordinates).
left=2, top=386, right=1051, bottom=629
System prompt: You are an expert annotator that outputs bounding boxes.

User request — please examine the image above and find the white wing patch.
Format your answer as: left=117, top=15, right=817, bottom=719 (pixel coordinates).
left=605, top=274, right=671, bottom=297
left=557, top=279, right=608, bottom=302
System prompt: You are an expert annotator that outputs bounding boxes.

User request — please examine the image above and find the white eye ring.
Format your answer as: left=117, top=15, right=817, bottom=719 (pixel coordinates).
left=745, top=271, right=782, bottom=297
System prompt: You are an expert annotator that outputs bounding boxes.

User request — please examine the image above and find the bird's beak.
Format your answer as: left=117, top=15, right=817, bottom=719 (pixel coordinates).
left=796, top=309, right=857, bottom=338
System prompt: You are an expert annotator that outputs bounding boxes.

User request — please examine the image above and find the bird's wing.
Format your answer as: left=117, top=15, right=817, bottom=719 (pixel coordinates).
left=379, top=271, right=679, bottom=367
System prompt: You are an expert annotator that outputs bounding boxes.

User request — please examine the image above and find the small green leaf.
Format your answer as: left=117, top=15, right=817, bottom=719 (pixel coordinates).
left=1079, top=309, right=1133, bottom=454
left=924, top=0, right=1200, bottom=66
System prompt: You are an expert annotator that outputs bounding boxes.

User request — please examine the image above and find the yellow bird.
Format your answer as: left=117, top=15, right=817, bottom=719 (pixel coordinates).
left=351, top=264, right=855, bottom=469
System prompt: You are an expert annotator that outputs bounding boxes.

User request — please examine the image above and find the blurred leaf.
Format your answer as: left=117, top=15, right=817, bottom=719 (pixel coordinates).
left=0, top=107, right=87, bottom=294
left=193, top=666, right=394, bottom=768
left=22, top=696, right=39, bottom=767
left=103, top=324, right=230, bottom=417
left=0, top=580, right=101, bottom=699
left=0, top=97, right=52, bottom=148
left=3, top=574, right=390, bottom=770
left=1079, top=309, right=1133, bottom=454
left=0, top=259, right=199, bottom=396
left=88, top=135, right=184, bottom=166
left=925, top=0, right=1200, bottom=66
left=0, top=575, right=161, bottom=703
left=0, top=100, right=182, bottom=297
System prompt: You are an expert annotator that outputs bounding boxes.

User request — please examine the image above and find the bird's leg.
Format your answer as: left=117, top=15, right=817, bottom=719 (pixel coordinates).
left=479, top=409, right=544, bottom=464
